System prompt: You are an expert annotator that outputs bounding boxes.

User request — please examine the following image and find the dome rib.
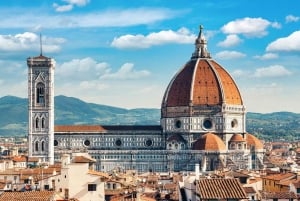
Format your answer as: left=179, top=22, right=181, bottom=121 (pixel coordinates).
left=210, top=60, right=243, bottom=105
left=163, top=60, right=197, bottom=107
left=207, top=59, right=225, bottom=104
left=192, top=59, right=222, bottom=105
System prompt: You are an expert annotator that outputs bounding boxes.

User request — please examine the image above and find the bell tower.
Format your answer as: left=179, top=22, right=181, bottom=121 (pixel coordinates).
left=27, top=50, right=55, bottom=165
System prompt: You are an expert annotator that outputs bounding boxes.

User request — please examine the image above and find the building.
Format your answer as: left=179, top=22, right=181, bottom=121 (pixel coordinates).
left=27, top=53, right=55, bottom=165
left=27, top=25, right=264, bottom=173
left=53, top=154, right=105, bottom=201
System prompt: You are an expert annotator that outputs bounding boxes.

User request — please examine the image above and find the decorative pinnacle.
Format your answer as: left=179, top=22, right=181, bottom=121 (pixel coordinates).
left=40, top=33, right=43, bottom=56
left=192, top=25, right=211, bottom=59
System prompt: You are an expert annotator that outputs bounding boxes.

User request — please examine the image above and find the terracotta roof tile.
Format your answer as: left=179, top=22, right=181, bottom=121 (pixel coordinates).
left=72, top=155, right=96, bottom=163
left=55, top=125, right=161, bottom=133
left=261, top=191, right=297, bottom=199
left=263, top=173, right=296, bottom=181
left=243, top=186, right=256, bottom=193
left=0, top=191, right=55, bottom=201
left=196, top=178, right=247, bottom=199
left=11, top=155, right=27, bottom=162
left=55, top=125, right=106, bottom=132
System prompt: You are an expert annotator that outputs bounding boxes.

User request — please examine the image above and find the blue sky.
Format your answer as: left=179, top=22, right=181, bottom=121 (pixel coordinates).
left=0, top=0, right=300, bottom=113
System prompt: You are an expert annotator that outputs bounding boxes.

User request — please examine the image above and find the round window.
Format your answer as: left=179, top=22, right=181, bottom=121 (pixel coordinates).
left=175, top=120, right=181, bottom=128
left=115, top=139, right=122, bottom=146
left=54, top=140, right=58, bottom=146
left=231, top=119, right=238, bottom=128
left=203, top=119, right=212, bottom=129
left=84, top=139, right=90, bottom=146
left=145, top=139, right=153, bottom=147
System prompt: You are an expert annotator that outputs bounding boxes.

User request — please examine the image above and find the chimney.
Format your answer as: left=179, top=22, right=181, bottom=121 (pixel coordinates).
left=61, top=154, right=71, bottom=168
left=195, top=163, right=200, bottom=180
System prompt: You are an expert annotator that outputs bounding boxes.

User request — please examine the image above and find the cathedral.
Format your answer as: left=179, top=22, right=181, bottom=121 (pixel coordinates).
left=27, top=26, right=264, bottom=173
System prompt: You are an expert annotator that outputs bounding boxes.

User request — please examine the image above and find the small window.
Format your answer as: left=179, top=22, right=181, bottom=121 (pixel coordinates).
left=54, top=140, right=58, bottom=146
left=84, top=140, right=90, bottom=146
left=35, top=141, right=39, bottom=152
left=88, top=184, right=97, bottom=191
left=36, top=82, right=45, bottom=105
left=145, top=139, right=153, bottom=147
left=175, top=120, right=181, bottom=128
left=203, top=119, right=212, bottom=129
left=35, top=118, right=39, bottom=129
left=41, top=141, right=45, bottom=151
left=115, top=139, right=122, bottom=146
left=42, top=118, right=45, bottom=128
left=231, top=119, right=238, bottom=128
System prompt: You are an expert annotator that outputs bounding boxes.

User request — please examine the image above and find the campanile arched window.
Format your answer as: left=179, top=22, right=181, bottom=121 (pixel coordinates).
left=36, top=82, right=45, bottom=105
left=41, top=141, right=45, bottom=151
left=35, top=118, right=39, bottom=129
left=42, top=118, right=45, bottom=128
left=35, top=141, right=39, bottom=152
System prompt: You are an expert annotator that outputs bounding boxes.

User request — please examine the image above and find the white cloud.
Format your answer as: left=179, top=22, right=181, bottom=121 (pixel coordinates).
left=217, top=34, right=242, bottom=47
left=271, top=22, right=281, bottom=29
left=253, top=65, right=292, bottom=78
left=56, top=58, right=150, bottom=82
left=53, top=58, right=159, bottom=109
left=53, top=0, right=89, bottom=12
left=231, top=69, right=250, bottom=78
left=0, top=8, right=178, bottom=29
left=111, top=27, right=196, bottom=49
left=0, top=60, right=28, bottom=98
left=64, top=0, right=89, bottom=6
left=100, top=63, right=150, bottom=80
left=286, top=15, right=300, bottom=23
left=79, top=80, right=108, bottom=90
left=221, top=17, right=280, bottom=37
left=253, top=53, right=278, bottom=60
left=53, top=3, right=73, bottom=12
left=215, top=50, right=246, bottom=59
left=56, top=57, right=111, bottom=81
left=266, top=31, right=300, bottom=52
left=0, top=32, right=65, bottom=53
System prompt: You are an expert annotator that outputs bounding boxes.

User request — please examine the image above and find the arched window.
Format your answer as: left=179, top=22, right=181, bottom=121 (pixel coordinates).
left=35, top=141, right=39, bottom=152
left=35, top=118, right=39, bottom=129
left=36, top=83, right=45, bottom=105
left=42, top=118, right=45, bottom=128
left=41, top=141, right=45, bottom=151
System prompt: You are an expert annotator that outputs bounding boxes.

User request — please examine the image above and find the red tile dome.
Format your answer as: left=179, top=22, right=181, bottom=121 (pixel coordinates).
left=246, top=133, right=264, bottom=149
left=162, top=59, right=242, bottom=107
left=161, top=26, right=243, bottom=118
left=229, top=134, right=245, bottom=142
left=192, top=133, right=226, bottom=151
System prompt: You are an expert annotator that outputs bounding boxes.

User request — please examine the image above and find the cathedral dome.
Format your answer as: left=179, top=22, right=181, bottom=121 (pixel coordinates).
left=192, top=133, right=226, bottom=151
left=229, top=134, right=245, bottom=142
left=167, top=134, right=186, bottom=143
left=246, top=133, right=264, bottom=150
left=161, top=26, right=243, bottom=118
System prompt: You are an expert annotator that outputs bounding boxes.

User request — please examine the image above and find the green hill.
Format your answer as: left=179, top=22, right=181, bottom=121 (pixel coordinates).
left=0, top=95, right=160, bottom=136
left=0, top=95, right=299, bottom=141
